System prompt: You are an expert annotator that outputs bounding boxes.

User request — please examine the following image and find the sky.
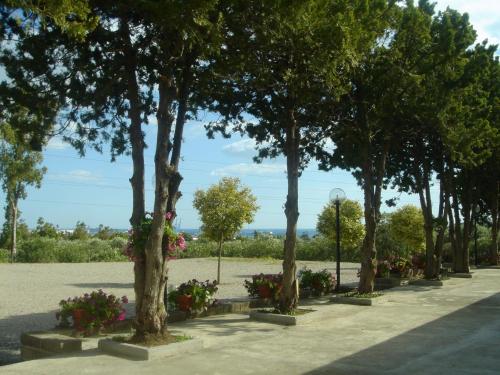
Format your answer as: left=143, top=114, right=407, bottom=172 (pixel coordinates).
left=1, top=0, right=499, bottom=231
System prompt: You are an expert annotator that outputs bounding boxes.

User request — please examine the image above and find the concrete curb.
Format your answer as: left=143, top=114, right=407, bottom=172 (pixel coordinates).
left=409, top=279, right=444, bottom=287
left=329, top=296, right=382, bottom=306
left=449, top=273, right=473, bottom=278
left=97, top=337, right=204, bottom=361
left=249, top=309, right=317, bottom=325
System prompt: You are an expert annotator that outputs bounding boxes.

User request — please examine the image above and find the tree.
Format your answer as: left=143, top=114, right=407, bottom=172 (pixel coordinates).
left=0, top=124, right=46, bottom=260
left=205, top=0, right=389, bottom=313
left=193, top=177, right=258, bottom=283
left=95, top=224, right=113, bottom=240
left=34, top=217, right=59, bottom=238
left=1, top=1, right=224, bottom=339
left=316, top=199, right=364, bottom=256
left=388, top=205, right=425, bottom=255
left=2, top=0, right=96, bottom=40
left=70, top=221, right=89, bottom=240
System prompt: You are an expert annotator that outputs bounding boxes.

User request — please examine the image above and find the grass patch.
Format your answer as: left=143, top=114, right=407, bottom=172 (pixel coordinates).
left=257, top=308, right=314, bottom=316
left=342, top=291, right=383, bottom=299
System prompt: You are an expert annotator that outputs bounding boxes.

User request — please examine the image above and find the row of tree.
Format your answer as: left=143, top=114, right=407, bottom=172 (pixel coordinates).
left=1, top=0, right=498, bottom=339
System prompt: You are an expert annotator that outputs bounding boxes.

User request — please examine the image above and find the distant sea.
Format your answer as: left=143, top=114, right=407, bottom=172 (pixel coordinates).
left=87, top=227, right=317, bottom=238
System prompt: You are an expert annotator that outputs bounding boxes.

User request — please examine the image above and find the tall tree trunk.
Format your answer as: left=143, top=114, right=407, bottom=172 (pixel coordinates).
left=166, top=58, right=192, bottom=214
left=9, top=196, right=17, bottom=262
left=217, top=235, right=223, bottom=284
left=137, top=76, right=176, bottom=336
left=460, top=179, right=472, bottom=273
left=434, top=179, right=448, bottom=277
left=358, top=142, right=388, bottom=293
left=121, top=21, right=146, bottom=332
left=279, top=110, right=299, bottom=314
left=490, top=182, right=499, bottom=265
left=414, top=158, right=435, bottom=279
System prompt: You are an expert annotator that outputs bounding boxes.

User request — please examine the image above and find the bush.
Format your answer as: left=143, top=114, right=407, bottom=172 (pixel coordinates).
left=16, top=238, right=128, bottom=263
left=0, top=248, right=10, bottom=263
left=180, top=236, right=359, bottom=261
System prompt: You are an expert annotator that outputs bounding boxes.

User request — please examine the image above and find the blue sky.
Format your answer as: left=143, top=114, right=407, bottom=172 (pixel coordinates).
left=1, top=0, right=499, bottom=230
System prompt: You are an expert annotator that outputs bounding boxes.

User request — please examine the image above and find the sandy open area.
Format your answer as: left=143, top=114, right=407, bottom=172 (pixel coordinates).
left=0, top=258, right=359, bottom=365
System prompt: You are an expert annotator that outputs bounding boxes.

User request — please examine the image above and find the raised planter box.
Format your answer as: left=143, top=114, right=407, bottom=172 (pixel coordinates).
left=374, top=277, right=409, bottom=290
left=20, top=331, right=83, bottom=361
left=330, top=295, right=382, bottom=306
left=249, top=309, right=317, bottom=326
left=98, top=337, right=204, bottom=361
left=409, top=279, right=444, bottom=287
left=449, top=272, right=473, bottom=278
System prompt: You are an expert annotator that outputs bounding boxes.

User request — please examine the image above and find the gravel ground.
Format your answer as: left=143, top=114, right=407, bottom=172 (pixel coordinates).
left=0, top=258, right=359, bottom=366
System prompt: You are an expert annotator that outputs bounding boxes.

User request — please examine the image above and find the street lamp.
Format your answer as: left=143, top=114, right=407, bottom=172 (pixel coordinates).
left=474, top=205, right=480, bottom=267
left=329, top=188, right=346, bottom=291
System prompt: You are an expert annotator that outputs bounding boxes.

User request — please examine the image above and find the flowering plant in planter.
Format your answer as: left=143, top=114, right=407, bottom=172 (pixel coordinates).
left=411, top=253, right=426, bottom=271
left=56, top=290, right=128, bottom=336
left=167, top=279, right=218, bottom=313
left=244, top=273, right=283, bottom=300
left=375, top=260, right=391, bottom=278
left=123, top=211, right=186, bottom=261
left=389, top=257, right=413, bottom=278
left=298, top=268, right=336, bottom=295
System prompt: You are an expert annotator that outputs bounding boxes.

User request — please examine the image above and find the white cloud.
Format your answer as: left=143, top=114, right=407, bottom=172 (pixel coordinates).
left=49, top=169, right=100, bottom=183
left=211, top=163, right=286, bottom=177
left=46, top=137, right=69, bottom=150
left=436, top=0, right=500, bottom=45
left=222, top=139, right=257, bottom=154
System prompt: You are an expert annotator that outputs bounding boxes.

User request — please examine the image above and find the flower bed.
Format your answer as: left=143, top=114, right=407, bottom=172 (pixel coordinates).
left=244, top=273, right=283, bottom=301
left=167, top=279, right=218, bottom=313
left=56, top=290, right=128, bottom=336
left=298, top=267, right=336, bottom=296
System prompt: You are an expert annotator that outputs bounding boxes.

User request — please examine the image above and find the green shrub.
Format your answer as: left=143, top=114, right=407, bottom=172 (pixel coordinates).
left=16, top=238, right=128, bottom=263
left=0, top=248, right=10, bottom=263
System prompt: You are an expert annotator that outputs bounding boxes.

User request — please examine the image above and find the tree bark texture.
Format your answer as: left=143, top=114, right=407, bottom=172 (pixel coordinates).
left=279, top=110, right=300, bottom=313
left=358, top=138, right=388, bottom=293
left=9, top=196, right=17, bottom=262
left=121, top=21, right=147, bottom=333
left=490, top=182, right=499, bottom=265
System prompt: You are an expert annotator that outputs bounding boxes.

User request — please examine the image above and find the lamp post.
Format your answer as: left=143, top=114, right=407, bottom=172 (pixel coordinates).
left=329, top=188, right=346, bottom=291
left=474, top=205, right=480, bottom=267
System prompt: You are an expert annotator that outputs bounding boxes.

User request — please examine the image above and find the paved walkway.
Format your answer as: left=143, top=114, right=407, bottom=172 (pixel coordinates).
left=1, top=268, right=499, bottom=374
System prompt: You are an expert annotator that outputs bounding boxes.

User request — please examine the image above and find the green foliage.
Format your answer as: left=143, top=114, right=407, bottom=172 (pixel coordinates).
left=298, top=267, right=336, bottom=294
left=34, top=217, right=60, bottom=239
left=0, top=248, right=9, bottom=263
left=4, top=0, right=97, bottom=40
left=388, top=205, right=425, bottom=254
left=193, top=178, right=258, bottom=242
left=94, top=224, right=114, bottom=241
left=316, top=199, right=364, bottom=253
left=70, top=221, right=89, bottom=241
left=16, top=238, right=128, bottom=263
left=167, top=280, right=218, bottom=312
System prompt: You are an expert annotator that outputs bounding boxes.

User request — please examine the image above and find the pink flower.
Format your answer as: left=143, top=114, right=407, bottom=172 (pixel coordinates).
left=165, top=212, right=173, bottom=221
left=121, top=296, right=129, bottom=304
left=118, top=311, right=126, bottom=321
left=176, top=235, right=186, bottom=250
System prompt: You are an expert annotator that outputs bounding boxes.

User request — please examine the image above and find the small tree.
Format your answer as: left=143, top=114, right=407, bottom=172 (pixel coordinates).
left=388, top=205, right=425, bottom=256
left=70, top=221, right=89, bottom=241
left=34, top=217, right=59, bottom=239
left=193, top=177, right=258, bottom=283
left=0, top=124, right=46, bottom=261
left=316, top=199, right=364, bottom=257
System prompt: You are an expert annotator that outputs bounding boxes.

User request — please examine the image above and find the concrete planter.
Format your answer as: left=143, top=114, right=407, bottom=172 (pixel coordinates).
left=98, top=337, right=204, bottom=361
left=249, top=309, right=317, bottom=326
left=374, top=277, right=409, bottom=290
left=409, top=279, right=444, bottom=287
left=330, top=296, right=382, bottom=306
left=449, top=272, right=473, bottom=279
left=20, top=331, right=82, bottom=361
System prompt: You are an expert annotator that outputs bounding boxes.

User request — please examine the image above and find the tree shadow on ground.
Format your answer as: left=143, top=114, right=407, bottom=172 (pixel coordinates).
left=0, top=311, right=56, bottom=366
left=305, top=292, right=500, bottom=375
